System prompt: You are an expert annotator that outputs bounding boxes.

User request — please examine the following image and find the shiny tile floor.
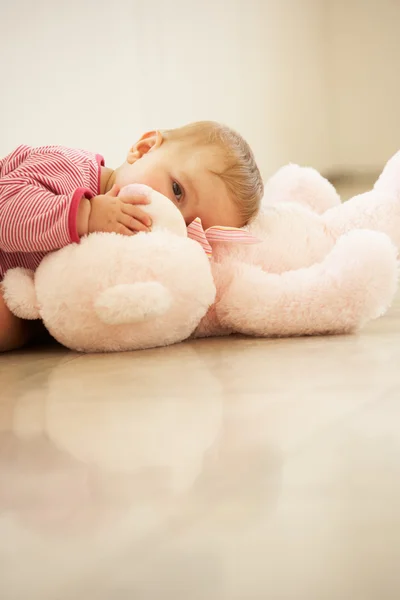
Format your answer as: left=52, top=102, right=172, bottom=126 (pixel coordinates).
left=1, top=182, right=400, bottom=600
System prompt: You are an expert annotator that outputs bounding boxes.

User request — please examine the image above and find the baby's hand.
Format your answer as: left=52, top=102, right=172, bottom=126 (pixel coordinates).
left=88, top=185, right=152, bottom=236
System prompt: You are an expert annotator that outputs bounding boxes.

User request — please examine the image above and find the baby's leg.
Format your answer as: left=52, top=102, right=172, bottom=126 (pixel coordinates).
left=0, top=291, right=34, bottom=351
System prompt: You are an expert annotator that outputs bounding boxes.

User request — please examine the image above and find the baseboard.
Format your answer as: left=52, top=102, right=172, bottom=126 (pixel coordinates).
left=323, top=169, right=380, bottom=186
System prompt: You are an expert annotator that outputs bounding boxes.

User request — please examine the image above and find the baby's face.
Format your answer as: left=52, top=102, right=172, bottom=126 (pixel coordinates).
left=115, top=140, right=242, bottom=230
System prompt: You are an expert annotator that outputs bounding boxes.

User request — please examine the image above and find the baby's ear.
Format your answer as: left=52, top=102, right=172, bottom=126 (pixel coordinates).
left=127, top=130, right=163, bottom=163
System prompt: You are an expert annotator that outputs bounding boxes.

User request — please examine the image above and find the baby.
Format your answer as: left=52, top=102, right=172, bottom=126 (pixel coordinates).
left=0, top=121, right=263, bottom=351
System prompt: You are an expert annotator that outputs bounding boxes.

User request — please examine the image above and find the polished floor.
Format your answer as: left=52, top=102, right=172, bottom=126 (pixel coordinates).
left=1, top=183, right=400, bottom=600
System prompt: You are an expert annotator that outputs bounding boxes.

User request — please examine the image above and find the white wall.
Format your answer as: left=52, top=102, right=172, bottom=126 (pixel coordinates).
left=326, top=0, right=400, bottom=173
left=0, top=0, right=331, bottom=180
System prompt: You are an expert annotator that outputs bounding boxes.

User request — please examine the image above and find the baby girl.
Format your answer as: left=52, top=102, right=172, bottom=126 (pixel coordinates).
left=0, top=120, right=264, bottom=351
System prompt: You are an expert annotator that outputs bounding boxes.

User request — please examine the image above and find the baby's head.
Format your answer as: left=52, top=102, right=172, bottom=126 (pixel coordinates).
left=114, top=121, right=263, bottom=229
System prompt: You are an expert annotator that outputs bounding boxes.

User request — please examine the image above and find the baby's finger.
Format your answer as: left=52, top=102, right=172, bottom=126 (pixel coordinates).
left=121, top=204, right=152, bottom=227
left=120, top=194, right=151, bottom=206
left=119, top=213, right=150, bottom=233
left=116, top=224, right=135, bottom=236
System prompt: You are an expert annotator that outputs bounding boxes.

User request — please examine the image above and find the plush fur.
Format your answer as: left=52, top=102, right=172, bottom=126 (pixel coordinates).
left=3, top=152, right=400, bottom=352
left=263, top=163, right=341, bottom=214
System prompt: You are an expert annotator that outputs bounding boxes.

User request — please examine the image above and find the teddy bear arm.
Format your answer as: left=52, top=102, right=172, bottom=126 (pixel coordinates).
left=323, top=189, right=400, bottom=249
left=216, top=230, right=398, bottom=337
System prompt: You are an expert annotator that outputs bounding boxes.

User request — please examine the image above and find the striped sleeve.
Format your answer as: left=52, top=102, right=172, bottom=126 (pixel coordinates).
left=0, top=177, right=93, bottom=253
left=187, top=218, right=261, bottom=257
left=186, top=218, right=213, bottom=256
left=0, top=146, right=97, bottom=253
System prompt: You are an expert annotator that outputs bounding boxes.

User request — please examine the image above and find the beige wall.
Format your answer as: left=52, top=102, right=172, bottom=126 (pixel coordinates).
left=327, top=0, right=400, bottom=173
left=1, top=1, right=398, bottom=179
left=0, top=0, right=330, bottom=179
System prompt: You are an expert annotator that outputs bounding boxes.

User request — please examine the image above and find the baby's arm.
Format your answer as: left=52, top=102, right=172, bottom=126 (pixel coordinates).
left=0, top=179, right=152, bottom=254
left=0, top=176, right=94, bottom=253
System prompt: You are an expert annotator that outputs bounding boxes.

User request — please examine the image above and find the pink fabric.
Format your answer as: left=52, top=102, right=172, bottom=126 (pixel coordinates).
left=187, top=218, right=260, bottom=256
left=0, top=145, right=104, bottom=279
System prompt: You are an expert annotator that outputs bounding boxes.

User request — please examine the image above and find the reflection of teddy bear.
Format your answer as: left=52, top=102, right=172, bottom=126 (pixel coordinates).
left=0, top=345, right=227, bottom=599
left=2, top=346, right=223, bottom=530
left=3, top=153, right=400, bottom=352
left=42, top=349, right=223, bottom=492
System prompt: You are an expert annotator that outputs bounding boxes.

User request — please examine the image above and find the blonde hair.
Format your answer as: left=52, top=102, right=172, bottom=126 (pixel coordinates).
left=161, top=121, right=264, bottom=225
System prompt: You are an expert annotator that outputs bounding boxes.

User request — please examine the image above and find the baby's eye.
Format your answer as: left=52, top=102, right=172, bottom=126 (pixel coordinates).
left=172, top=181, right=183, bottom=202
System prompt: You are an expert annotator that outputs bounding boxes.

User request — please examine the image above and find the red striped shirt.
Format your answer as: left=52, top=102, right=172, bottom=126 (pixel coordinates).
left=0, top=145, right=103, bottom=279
